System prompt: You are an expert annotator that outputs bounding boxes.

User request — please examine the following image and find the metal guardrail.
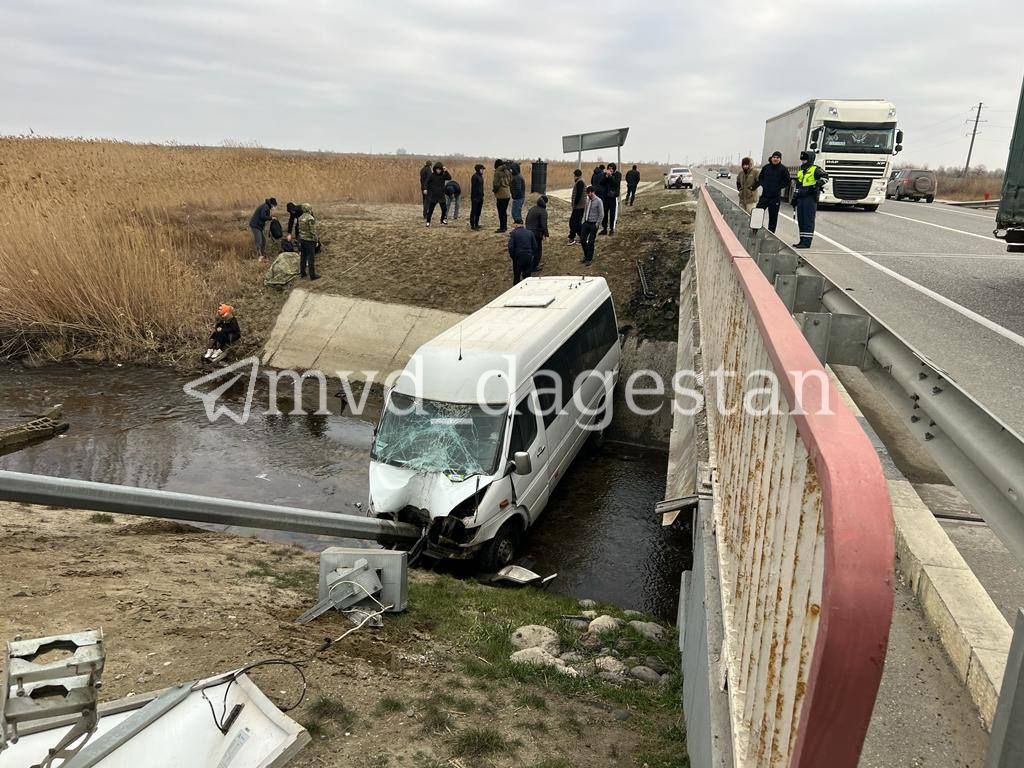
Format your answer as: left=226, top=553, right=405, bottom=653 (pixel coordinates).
left=0, top=469, right=421, bottom=544
left=706, top=185, right=1024, bottom=566
left=692, top=188, right=893, bottom=767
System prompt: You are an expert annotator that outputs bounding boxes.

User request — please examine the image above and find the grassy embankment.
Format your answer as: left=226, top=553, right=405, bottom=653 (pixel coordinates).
left=0, top=138, right=668, bottom=365
left=0, top=503, right=688, bottom=767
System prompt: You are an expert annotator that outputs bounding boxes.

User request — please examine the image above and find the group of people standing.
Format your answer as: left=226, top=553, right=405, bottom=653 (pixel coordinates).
left=735, top=150, right=827, bottom=249
left=249, top=197, right=320, bottom=279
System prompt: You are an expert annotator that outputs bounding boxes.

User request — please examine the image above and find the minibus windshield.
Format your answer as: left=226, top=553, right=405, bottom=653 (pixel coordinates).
left=371, top=392, right=507, bottom=479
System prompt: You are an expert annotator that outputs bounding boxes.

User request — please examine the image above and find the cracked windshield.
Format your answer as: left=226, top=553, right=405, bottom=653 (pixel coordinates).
left=371, top=392, right=506, bottom=480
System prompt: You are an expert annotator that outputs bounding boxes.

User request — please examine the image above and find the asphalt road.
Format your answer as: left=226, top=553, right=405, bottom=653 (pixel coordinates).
left=693, top=168, right=1024, bottom=439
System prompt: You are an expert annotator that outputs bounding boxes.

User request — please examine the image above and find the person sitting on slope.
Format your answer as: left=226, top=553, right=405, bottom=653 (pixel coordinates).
left=204, top=304, right=240, bottom=362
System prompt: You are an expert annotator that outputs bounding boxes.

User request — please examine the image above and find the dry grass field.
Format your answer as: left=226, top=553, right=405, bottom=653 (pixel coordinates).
left=0, top=138, right=665, bottom=363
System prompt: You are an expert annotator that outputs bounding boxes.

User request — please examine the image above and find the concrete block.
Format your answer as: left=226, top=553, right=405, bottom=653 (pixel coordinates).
left=318, top=547, right=408, bottom=612
left=261, top=289, right=308, bottom=365
left=969, top=644, right=1009, bottom=731
left=888, top=479, right=970, bottom=591
left=262, top=292, right=466, bottom=383
left=917, top=563, right=1011, bottom=683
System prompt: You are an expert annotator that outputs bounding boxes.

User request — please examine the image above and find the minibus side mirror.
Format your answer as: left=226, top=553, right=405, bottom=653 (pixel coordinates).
left=507, top=452, right=532, bottom=476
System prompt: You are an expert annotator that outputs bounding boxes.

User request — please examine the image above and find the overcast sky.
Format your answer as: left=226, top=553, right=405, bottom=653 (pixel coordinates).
left=2, top=0, right=1021, bottom=170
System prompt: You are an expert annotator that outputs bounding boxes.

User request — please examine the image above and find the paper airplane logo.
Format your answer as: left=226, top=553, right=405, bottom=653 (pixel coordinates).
left=182, top=356, right=260, bottom=424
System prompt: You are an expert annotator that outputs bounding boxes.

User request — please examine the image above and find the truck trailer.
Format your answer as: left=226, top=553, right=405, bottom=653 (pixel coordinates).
left=995, top=77, right=1024, bottom=252
left=762, top=99, right=903, bottom=211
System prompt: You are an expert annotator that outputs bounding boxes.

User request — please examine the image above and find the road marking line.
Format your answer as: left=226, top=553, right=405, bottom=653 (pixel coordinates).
left=888, top=199, right=996, bottom=220
left=807, top=231, right=1024, bottom=349
left=699, top=173, right=1024, bottom=348
left=875, top=210, right=1002, bottom=243
left=794, top=250, right=1024, bottom=260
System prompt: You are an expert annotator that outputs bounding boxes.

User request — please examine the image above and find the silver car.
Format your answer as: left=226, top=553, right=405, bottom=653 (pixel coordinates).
left=664, top=166, right=694, bottom=189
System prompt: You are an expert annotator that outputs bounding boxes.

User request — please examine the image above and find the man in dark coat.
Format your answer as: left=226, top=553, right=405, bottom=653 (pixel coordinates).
left=469, top=164, right=485, bottom=230
left=753, top=151, right=791, bottom=233
left=507, top=221, right=537, bottom=284
left=625, top=165, right=641, bottom=205
left=423, top=162, right=452, bottom=226
left=591, top=165, right=606, bottom=192
left=248, top=197, right=277, bottom=260
left=509, top=162, right=526, bottom=224
left=601, top=163, right=622, bottom=235
left=445, top=178, right=462, bottom=220
left=568, top=169, right=586, bottom=243
left=524, top=196, right=549, bottom=273
left=420, top=161, right=433, bottom=221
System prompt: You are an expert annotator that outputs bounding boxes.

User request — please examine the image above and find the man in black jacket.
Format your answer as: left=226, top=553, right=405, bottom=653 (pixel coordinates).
left=420, top=161, right=433, bottom=221
left=524, top=196, right=549, bottom=273
left=568, top=169, right=586, bottom=244
left=625, top=165, right=641, bottom=205
left=423, top=162, right=451, bottom=226
left=753, top=151, right=791, bottom=233
left=445, top=178, right=462, bottom=220
left=507, top=221, right=537, bottom=284
left=469, top=164, right=485, bottom=230
left=601, top=163, right=622, bottom=235
left=248, top=197, right=277, bottom=260
left=591, top=165, right=606, bottom=193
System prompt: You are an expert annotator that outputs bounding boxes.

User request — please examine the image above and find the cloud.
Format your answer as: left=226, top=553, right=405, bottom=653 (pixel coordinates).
left=0, top=0, right=1020, bottom=168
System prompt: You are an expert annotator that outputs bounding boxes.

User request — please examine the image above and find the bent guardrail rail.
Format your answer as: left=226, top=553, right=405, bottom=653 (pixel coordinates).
left=679, top=186, right=894, bottom=767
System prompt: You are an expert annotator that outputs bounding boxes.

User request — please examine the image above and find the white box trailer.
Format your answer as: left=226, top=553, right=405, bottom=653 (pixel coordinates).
left=762, top=99, right=903, bottom=211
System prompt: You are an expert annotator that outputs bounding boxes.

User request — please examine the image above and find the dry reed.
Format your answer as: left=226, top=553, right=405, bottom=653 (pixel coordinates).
left=0, top=137, right=662, bottom=362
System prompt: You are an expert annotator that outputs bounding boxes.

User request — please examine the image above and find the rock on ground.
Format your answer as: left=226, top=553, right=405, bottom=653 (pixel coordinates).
left=589, top=615, right=624, bottom=634
left=628, top=620, right=666, bottom=642
left=623, top=609, right=644, bottom=618
left=595, top=655, right=628, bottom=677
left=644, top=655, right=670, bottom=674
left=509, top=647, right=579, bottom=676
left=579, top=598, right=597, bottom=609
left=511, top=624, right=560, bottom=655
left=630, top=665, right=662, bottom=683
left=580, top=609, right=598, bottom=619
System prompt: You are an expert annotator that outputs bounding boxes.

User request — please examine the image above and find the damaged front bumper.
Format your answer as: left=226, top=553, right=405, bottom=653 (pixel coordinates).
left=373, top=505, right=482, bottom=561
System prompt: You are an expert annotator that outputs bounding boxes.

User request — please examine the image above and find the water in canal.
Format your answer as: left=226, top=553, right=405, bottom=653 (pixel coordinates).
left=0, top=363, right=689, bottom=617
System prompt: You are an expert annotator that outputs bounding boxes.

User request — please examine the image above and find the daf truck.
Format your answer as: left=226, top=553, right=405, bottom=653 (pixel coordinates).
left=762, top=99, right=904, bottom=211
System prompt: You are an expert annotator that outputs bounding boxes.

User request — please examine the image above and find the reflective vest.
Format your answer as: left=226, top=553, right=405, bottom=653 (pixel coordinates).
left=797, top=165, right=819, bottom=186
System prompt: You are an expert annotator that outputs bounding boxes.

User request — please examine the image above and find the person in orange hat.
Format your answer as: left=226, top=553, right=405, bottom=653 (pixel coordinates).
left=205, top=304, right=241, bottom=362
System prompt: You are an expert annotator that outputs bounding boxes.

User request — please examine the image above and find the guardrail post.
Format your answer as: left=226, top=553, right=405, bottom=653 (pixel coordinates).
left=987, top=609, right=1024, bottom=767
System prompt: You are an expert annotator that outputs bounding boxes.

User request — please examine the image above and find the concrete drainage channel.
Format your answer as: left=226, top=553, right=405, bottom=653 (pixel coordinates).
left=0, top=297, right=689, bottom=617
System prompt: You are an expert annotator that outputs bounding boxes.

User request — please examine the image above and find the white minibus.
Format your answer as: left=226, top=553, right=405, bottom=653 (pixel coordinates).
left=368, top=276, right=621, bottom=569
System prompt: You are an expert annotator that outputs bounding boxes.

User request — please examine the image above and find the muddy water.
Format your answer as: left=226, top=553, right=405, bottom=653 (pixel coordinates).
left=0, top=363, right=689, bottom=617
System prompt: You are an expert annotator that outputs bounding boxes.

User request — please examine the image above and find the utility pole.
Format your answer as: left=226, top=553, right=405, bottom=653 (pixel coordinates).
left=964, top=101, right=984, bottom=176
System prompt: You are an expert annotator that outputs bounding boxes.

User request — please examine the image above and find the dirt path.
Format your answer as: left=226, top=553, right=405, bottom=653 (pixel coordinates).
left=0, top=502, right=686, bottom=767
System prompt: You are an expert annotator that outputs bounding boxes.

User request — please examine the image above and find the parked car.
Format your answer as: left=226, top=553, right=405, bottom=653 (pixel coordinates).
left=717, top=167, right=731, bottom=179
left=663, top=167, right=694, bottom=189
left=886, top=169, right=936, bottom=203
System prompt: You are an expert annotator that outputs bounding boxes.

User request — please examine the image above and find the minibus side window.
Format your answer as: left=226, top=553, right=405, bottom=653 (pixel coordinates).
left=509, top=395, right=539, bottom=454
left=534, top=297, right=617, bottom=427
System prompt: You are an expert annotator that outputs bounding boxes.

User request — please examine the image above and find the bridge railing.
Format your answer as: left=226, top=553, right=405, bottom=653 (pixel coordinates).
left=691, top=185, right=894, bottom=767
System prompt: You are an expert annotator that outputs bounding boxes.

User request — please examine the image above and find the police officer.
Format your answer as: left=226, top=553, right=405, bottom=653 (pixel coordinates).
left=792, top=150, right=828, bottom=249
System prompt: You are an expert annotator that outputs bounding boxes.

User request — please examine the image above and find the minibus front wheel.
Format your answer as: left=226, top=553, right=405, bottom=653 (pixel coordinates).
left=478, top=518, right=523, bottom=572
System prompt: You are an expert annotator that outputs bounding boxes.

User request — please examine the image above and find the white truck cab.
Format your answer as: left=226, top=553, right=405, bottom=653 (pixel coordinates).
left=368, top=276, right=621, bottom=570
left=764, top=99, right=903, bottom=211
